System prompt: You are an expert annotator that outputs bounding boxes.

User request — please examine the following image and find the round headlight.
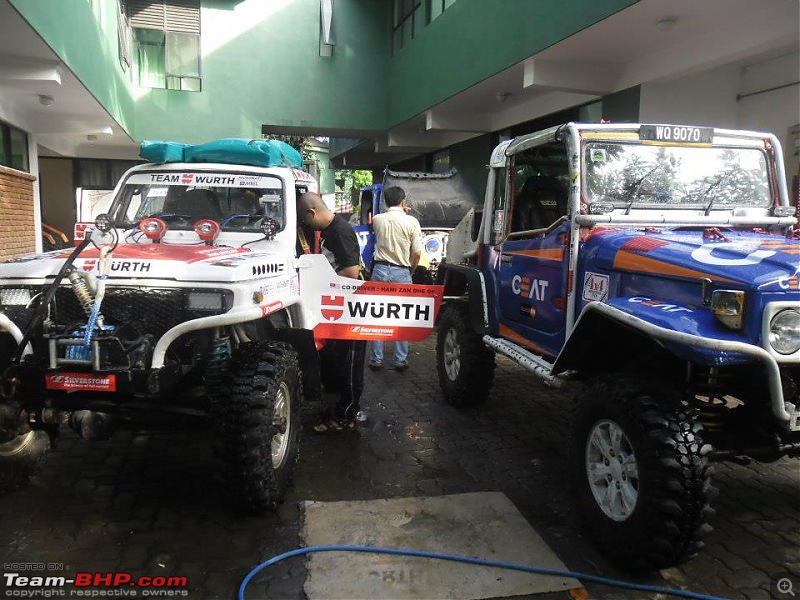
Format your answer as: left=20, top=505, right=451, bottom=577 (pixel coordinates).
left=95, top=213, right=115, bottom=232
left=769, top=309, right=800, bottom=355
left=424, top=237, right=441, bottom=255
left=139, top=217, right=167, bottom=242
left=193, top=219, right=221, bottom=244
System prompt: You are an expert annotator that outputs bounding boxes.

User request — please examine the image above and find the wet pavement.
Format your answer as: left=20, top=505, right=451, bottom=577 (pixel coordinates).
left=0, top=336, right=798, bottom=600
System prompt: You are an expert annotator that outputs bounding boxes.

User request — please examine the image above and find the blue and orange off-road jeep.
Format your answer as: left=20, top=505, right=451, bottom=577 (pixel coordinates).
left=435, top=123, right=799, bottom=570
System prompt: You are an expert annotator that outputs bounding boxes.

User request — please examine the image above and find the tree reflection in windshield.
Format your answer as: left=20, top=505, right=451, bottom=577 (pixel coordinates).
left=584, top=143, right=771, bottom=210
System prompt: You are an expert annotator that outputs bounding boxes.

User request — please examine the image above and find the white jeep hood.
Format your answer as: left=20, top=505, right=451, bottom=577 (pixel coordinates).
left=0, top=244, right=290, bottom=284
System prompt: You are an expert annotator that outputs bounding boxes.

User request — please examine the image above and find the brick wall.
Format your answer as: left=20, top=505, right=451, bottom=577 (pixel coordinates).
left=0, top=165, right=37, bottom=261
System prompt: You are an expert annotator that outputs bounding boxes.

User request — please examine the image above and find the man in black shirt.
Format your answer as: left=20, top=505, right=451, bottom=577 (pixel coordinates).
left=298, top=192, right=365, bottom=432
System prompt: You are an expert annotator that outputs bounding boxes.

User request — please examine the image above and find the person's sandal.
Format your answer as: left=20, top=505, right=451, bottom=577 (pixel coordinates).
left=313, top=416, right=356, bottom=435
left=368, top=360, right=383, bottom=371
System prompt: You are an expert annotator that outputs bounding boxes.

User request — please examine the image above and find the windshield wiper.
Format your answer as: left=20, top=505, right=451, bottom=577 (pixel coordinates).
left=701, top=175, right=724, bottom=216
left=624, top=165, right=660, bottom=214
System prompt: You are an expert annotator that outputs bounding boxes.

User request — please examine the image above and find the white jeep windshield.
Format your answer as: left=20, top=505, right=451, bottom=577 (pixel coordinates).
left=110, top=171, right=286, bottom=232
left=583, top=143, right=771, bottom=210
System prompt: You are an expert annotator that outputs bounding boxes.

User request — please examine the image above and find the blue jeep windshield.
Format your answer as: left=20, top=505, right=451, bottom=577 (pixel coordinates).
left=583, top=143, right=771, bottom=209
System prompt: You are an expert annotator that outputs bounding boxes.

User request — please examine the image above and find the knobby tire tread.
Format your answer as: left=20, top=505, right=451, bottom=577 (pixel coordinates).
left=213, top=341, right=302, bottom=512
left=571, top=375, right=715, bottom=571
left=436, top=304, right=496, bottom=406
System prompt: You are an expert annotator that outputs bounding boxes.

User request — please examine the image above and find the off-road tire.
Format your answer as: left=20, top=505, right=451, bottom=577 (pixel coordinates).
left=213, top=341, right=302, bottom=512
left=0, top=431, right=50, bottom=491
left=570, top=376, right=715, bottom=570
left=436, top=303, right=495, bottom=406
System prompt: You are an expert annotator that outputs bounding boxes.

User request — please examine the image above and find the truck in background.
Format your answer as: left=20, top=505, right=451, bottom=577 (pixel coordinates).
left=352, top=169, right=481, bottom=283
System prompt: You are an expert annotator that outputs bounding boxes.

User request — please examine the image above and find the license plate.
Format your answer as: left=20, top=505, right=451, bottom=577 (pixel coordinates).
left=45, top=373, right=117, bottom=392
left=640, top=125, right=713, bottom=144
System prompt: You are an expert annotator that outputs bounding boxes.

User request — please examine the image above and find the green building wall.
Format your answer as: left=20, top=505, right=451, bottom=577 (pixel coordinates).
left=386, top=0, right=637, bottom=127
left=10, top=0, right=637, bottom=143
left=9, top=0, right=136, bottom=136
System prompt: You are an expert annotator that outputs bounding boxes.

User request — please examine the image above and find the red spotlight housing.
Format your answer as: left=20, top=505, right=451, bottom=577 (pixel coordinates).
left=193, top=219, right=221, bottom=245
left=139, top=218, right=168, bottom=242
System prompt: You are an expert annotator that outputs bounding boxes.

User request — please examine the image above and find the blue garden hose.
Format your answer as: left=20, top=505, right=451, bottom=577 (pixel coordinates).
left=238, top=544, right=731, bottom=600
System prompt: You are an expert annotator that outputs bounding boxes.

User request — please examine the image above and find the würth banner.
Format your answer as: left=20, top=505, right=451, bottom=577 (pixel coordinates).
left=300, top=254, right=444, bottom=341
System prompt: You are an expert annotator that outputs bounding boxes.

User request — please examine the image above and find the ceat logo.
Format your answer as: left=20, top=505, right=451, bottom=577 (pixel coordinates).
left=181, top=173, right=194, bottom=184
left=321, top=295, right=345, bottom=321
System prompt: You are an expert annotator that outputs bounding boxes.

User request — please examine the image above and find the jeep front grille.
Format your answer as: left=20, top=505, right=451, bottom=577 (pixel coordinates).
left=52, top=287, right=222, bottom=339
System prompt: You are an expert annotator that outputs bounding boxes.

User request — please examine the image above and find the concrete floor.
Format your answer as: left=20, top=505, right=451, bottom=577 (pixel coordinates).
left=0, top=336, right=798, bottom=599
left=301, top=492, right=580, bottom=599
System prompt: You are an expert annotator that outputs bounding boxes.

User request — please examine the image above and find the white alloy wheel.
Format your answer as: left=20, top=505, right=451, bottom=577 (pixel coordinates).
left=443, top=328, right=461, bottom=381
left=585, top=419, right=639, bottom=521
left=271, top=381, right=291, bottom=469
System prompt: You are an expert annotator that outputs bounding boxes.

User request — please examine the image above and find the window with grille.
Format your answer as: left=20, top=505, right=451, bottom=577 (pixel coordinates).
left=121, top=0, right=201, bottom=91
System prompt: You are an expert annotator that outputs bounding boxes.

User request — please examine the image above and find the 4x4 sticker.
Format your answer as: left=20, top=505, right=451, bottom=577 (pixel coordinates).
left=582, top=272, right=609, bottom=302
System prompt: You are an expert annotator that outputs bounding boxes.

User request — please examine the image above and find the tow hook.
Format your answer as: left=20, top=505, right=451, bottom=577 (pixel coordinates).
left=39, top=408, right=116, bottom=441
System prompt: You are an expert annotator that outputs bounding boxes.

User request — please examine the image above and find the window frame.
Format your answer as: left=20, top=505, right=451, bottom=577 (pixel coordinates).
left=428, top=0, right=456, bottom=23
left=122, top=0, right=201, bottom=91
left=0, top=121, right=30, bottom=173
left=392, top=0, right=422, bottom=53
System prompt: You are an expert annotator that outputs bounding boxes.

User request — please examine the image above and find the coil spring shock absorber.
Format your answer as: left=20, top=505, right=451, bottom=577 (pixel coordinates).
left=691, top=365, right=730, bottom=431
left=204, top=336, right=231, bottom=400
left=67, top=270, right=95, bottom=317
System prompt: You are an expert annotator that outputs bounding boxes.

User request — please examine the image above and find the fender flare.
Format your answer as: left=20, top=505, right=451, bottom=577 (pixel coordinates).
left=438, top=263, right=492, bottom=334
left=554, top=302, right=789, bottom=424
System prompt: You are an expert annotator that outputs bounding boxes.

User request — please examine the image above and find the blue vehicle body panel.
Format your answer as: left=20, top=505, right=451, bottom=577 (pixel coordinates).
left=493, top=221, right=570, bottom=357
left=486, top=224, right=800, bottom=361
left=353, top=183, right=383, bottom=269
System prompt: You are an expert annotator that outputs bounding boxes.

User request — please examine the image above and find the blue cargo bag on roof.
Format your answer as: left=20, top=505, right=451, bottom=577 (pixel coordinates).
left=185, top=139, right=303, bottom=168
left=139, top=138, right=303, bottom=169
left=139, top=140, right=188, bottom=164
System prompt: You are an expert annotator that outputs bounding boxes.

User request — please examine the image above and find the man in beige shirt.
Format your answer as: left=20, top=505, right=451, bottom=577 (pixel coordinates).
left=368, top=186, right=422, bottom=372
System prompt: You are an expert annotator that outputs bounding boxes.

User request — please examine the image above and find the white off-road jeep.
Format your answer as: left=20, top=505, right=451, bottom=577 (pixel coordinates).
left=0, top=139, right=441, bottom=511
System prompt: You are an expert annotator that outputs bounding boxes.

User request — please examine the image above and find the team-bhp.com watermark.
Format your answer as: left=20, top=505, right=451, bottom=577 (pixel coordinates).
left=2, top=564, right=188, bottom=598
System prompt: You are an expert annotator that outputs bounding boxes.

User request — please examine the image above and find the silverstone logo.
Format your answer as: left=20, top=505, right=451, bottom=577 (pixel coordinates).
left=46, top=374, right=116, bottom=392
left=349, top=326, right=395, bottom=337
